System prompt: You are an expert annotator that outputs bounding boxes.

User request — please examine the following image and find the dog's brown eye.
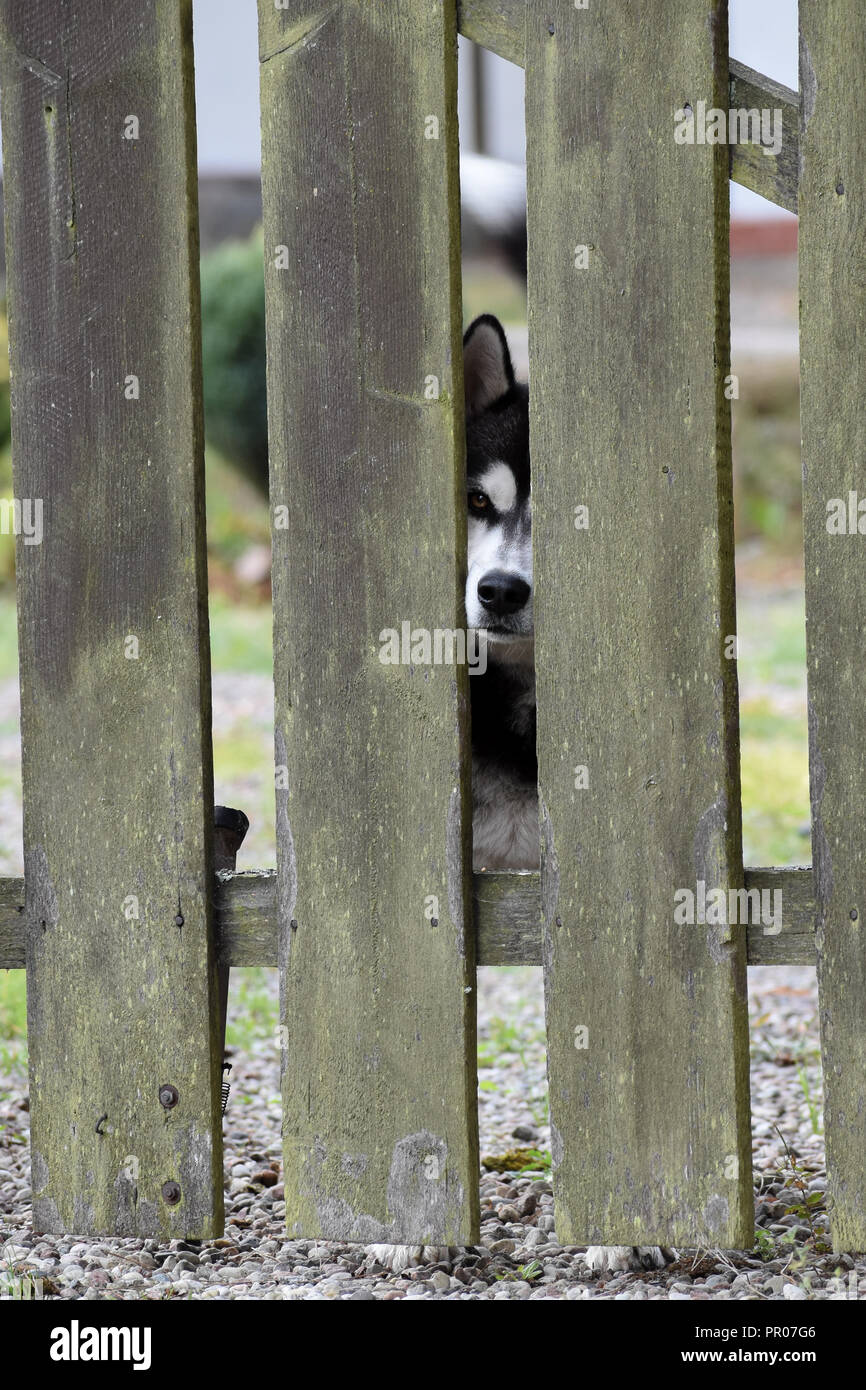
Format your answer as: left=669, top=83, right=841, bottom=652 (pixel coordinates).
left=468, top=491, right=490, bottom=513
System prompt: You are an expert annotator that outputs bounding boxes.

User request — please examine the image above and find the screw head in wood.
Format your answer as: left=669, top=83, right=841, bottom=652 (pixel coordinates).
left=161, top=1180, right=181, bottom=1205
left=159, top=1083, right=179, bottom=1110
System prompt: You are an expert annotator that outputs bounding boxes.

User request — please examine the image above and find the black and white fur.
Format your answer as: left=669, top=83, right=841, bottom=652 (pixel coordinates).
left=464, top=315, right=537, bottom=873
left=369, top=318, right=671, bottom=1279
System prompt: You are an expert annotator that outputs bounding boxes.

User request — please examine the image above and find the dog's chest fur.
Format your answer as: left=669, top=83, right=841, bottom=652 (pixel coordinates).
left=471, top=657, right=539, bottom=870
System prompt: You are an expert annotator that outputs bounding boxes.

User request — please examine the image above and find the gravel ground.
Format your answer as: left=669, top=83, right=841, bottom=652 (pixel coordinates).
left=2, top=963, right=864, bottom=1301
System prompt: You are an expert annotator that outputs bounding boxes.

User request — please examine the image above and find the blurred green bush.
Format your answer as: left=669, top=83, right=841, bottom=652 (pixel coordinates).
left=732, top=366, right=802, bottom=555
left=200, top=226, right=269, bottom=495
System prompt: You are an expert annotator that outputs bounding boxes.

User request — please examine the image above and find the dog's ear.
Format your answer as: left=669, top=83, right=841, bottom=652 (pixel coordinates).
left=463, top=314, right=515, bottom=417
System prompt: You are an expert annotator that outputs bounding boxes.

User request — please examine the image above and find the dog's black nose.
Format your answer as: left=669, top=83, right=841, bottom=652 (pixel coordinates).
left=477, top=570, right=531, bottom=616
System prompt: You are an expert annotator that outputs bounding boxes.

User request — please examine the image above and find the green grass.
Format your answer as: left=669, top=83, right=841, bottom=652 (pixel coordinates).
left=0, top=971, right=26, bottom=1066
left=463, top=261, right=526, bottom=331
left=739, top=723, right=809, bottom=866
left=738, top=591, right=807, bottom=689
left=494, top=1260, right=544, bottom=1283
left=208, top=593, right=272, bottom=676
left=738, top=593, right=810, bottom=868
left=798, top=1064, right=823, bottom=1136
left=204, top=445, right=270, bottom=572
left=0, top=1264, right=42, bottom=1300
left=478, top=1013, right=546, bottom=1066
left=212, top=728, right=276, bottom=868
left=225, top=967, right=278, bottom=1051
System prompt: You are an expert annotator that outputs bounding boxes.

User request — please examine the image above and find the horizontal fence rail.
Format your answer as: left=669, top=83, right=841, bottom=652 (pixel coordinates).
left=0, top=867, right=818, bottom=973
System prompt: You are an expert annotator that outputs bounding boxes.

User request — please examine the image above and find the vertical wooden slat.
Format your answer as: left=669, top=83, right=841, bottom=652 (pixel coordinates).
left=526, top=0, right=752, bottom=1247
left=0, top=0, right=220, bottom=1236
left=800, top=0, right=866, bottom=1251
left=258, top=1, right=478, bottom=1243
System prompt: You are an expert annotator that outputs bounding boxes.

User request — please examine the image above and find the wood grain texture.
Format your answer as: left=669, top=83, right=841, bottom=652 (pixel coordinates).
left=742, top=868, right=814, bottom=967
left=0, top=0, right=221, bottom=1237
left=457, top=0, right=525, bottom=66
left=728, top=59, right=798, bottom=216
left=2, top=865, right=819, bottom=970
left=258, top=0, right=479, bottom=1245
left=525, top=0, right=752, bottom=1248
left=473, top=867, right=815, bottom=968
left=214, top=870, right=276, bottom=968
left=799, top=0, right=866, bottom=1251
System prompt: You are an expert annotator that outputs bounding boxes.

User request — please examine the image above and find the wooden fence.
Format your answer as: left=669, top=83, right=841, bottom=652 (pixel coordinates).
left=0, top=0, right=861, bottom=1253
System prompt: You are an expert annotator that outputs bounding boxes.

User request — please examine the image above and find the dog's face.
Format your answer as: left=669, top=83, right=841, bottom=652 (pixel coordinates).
left=463, top=316, right=532, bottom=659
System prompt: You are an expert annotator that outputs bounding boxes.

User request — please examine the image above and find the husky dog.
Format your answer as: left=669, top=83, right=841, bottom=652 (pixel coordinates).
left=463, top=315, right=537, bottom=874
left=368, top=317, right=670, bottom=1278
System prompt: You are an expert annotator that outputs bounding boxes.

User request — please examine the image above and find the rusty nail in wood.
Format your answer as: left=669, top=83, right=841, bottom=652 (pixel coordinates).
left=161, top=1181, right=181, bottom=1205
left=159, top=1083, right=179, bottom=1109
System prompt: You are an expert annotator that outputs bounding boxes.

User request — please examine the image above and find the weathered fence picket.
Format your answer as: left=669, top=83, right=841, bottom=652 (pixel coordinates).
left=799, top=0, right=866, bottom=1251
left=525, top=0, right=752, bottom=1248
left=258, top=0, right=479, bottom=1244
left=0, top=0, right=222, bottom=1237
